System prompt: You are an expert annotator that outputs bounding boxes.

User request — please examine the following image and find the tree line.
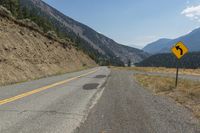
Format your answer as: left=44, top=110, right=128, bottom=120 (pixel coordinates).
left=135, top=52, right=200, bottom=69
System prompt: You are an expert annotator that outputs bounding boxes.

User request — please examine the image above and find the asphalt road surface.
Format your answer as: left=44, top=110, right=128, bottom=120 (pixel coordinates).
left=0, top=67, right=199, bottom=133
left=0, top=67, right=110, bottom=133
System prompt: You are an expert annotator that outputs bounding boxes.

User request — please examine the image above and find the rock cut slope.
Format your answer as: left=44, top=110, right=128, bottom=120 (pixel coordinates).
left=0, top=7, right=96, bottom=86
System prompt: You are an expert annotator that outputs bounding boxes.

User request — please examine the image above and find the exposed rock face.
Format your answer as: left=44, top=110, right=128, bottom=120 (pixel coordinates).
left=0, top=15, right=96, bottom=85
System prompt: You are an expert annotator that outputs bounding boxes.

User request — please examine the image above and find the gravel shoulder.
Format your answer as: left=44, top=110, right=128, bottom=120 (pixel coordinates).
left=76, top=69, right=200, bottom=133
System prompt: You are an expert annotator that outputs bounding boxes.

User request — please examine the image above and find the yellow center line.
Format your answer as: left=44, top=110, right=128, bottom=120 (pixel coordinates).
left=0, top=69, right=98, bottom=106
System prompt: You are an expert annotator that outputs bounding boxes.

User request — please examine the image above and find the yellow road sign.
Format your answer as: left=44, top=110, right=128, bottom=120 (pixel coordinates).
left=171, top=42, right=188, bottom=59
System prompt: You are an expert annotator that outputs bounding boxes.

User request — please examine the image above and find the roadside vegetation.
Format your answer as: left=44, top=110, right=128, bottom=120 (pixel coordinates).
left=125, top=67, right=200, bottom=76
left=134, top=74, right=200, bottom=119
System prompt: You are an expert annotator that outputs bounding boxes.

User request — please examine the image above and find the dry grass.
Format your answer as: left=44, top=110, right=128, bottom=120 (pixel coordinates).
left=134, top=74, right=200, bottom=119
left=130, top=67, right=200, bottom=76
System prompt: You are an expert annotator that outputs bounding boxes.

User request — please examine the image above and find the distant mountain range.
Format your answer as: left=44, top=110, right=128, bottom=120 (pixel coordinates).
left=0, top=0, right=149, bottom=66
left=143, top=27, right=200, bottom=54
left=143, top=38, right=172, bottom=54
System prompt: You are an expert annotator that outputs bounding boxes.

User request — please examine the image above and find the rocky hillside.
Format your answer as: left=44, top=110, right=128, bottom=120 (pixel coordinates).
left=0, top=0, right=149, bottom=65
left=0, top=6, right=96, bottom=86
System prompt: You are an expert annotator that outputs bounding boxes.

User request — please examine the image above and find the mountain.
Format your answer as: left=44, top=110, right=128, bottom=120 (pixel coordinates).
left=143, top=27, right=200, bottom=54
left=143, top=38, right=172, bottom=54
left=0, top=0, right=149, bottom=66
left=135, top=52, right=200, bottom=69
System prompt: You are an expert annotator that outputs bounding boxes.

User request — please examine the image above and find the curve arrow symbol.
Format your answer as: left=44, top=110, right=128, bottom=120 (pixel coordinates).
left=176, top=46, right=183, bottom=55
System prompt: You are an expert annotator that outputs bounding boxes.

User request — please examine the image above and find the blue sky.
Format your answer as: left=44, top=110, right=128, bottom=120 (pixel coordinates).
left=43, top=0, right=200, bottom=49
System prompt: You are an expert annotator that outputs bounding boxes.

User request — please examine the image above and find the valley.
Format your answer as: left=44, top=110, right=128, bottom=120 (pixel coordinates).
left=0, top=0, right=200, bottom=133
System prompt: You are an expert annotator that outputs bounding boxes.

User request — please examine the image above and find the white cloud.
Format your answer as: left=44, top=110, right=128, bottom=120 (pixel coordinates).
left=181, top=5, right=200, bottom=22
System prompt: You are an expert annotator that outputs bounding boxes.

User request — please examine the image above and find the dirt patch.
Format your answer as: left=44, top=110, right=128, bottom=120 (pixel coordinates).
left=83, top=83, right=99, bottom=90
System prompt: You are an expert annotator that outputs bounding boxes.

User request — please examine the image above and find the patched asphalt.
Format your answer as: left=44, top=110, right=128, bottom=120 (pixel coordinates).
left=0, top=67, right=110, bottom=133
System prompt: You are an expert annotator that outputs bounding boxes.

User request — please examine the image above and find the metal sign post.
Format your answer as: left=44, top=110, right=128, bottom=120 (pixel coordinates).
left=175, top=60, right=179, bottom=87
left=171, top=42, right=188, bottom=88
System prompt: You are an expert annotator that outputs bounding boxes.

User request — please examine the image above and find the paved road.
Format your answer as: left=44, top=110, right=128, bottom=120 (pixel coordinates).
left=0, top=67, right=199, bottom=133
left=0, top=67, right=110, bottom=133
left=76, top=69, right=200, bottom=133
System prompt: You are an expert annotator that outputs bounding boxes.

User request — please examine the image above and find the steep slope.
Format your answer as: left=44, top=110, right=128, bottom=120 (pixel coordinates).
left=0, top=0, right=148, bottom=65
left=0, top=7, right=96, bottom=86
left=143, top=27, right=200, bottom=54
left=143, top=38, right=172, bottom=54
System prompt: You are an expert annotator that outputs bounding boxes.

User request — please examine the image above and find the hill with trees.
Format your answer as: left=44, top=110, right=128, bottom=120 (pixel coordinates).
left=0, top=0, right=149, bottom=66
left=135, top=52, right=200, bottom=69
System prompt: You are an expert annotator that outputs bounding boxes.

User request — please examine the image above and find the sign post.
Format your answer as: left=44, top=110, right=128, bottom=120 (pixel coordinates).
left=175, top=60, right=179, bottom=87
left=171, top=42, right=188, bottom=87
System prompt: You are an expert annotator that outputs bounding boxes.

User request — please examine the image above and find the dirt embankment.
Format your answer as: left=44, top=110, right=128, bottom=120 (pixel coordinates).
left=0, top=16, right=96, bottom=86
